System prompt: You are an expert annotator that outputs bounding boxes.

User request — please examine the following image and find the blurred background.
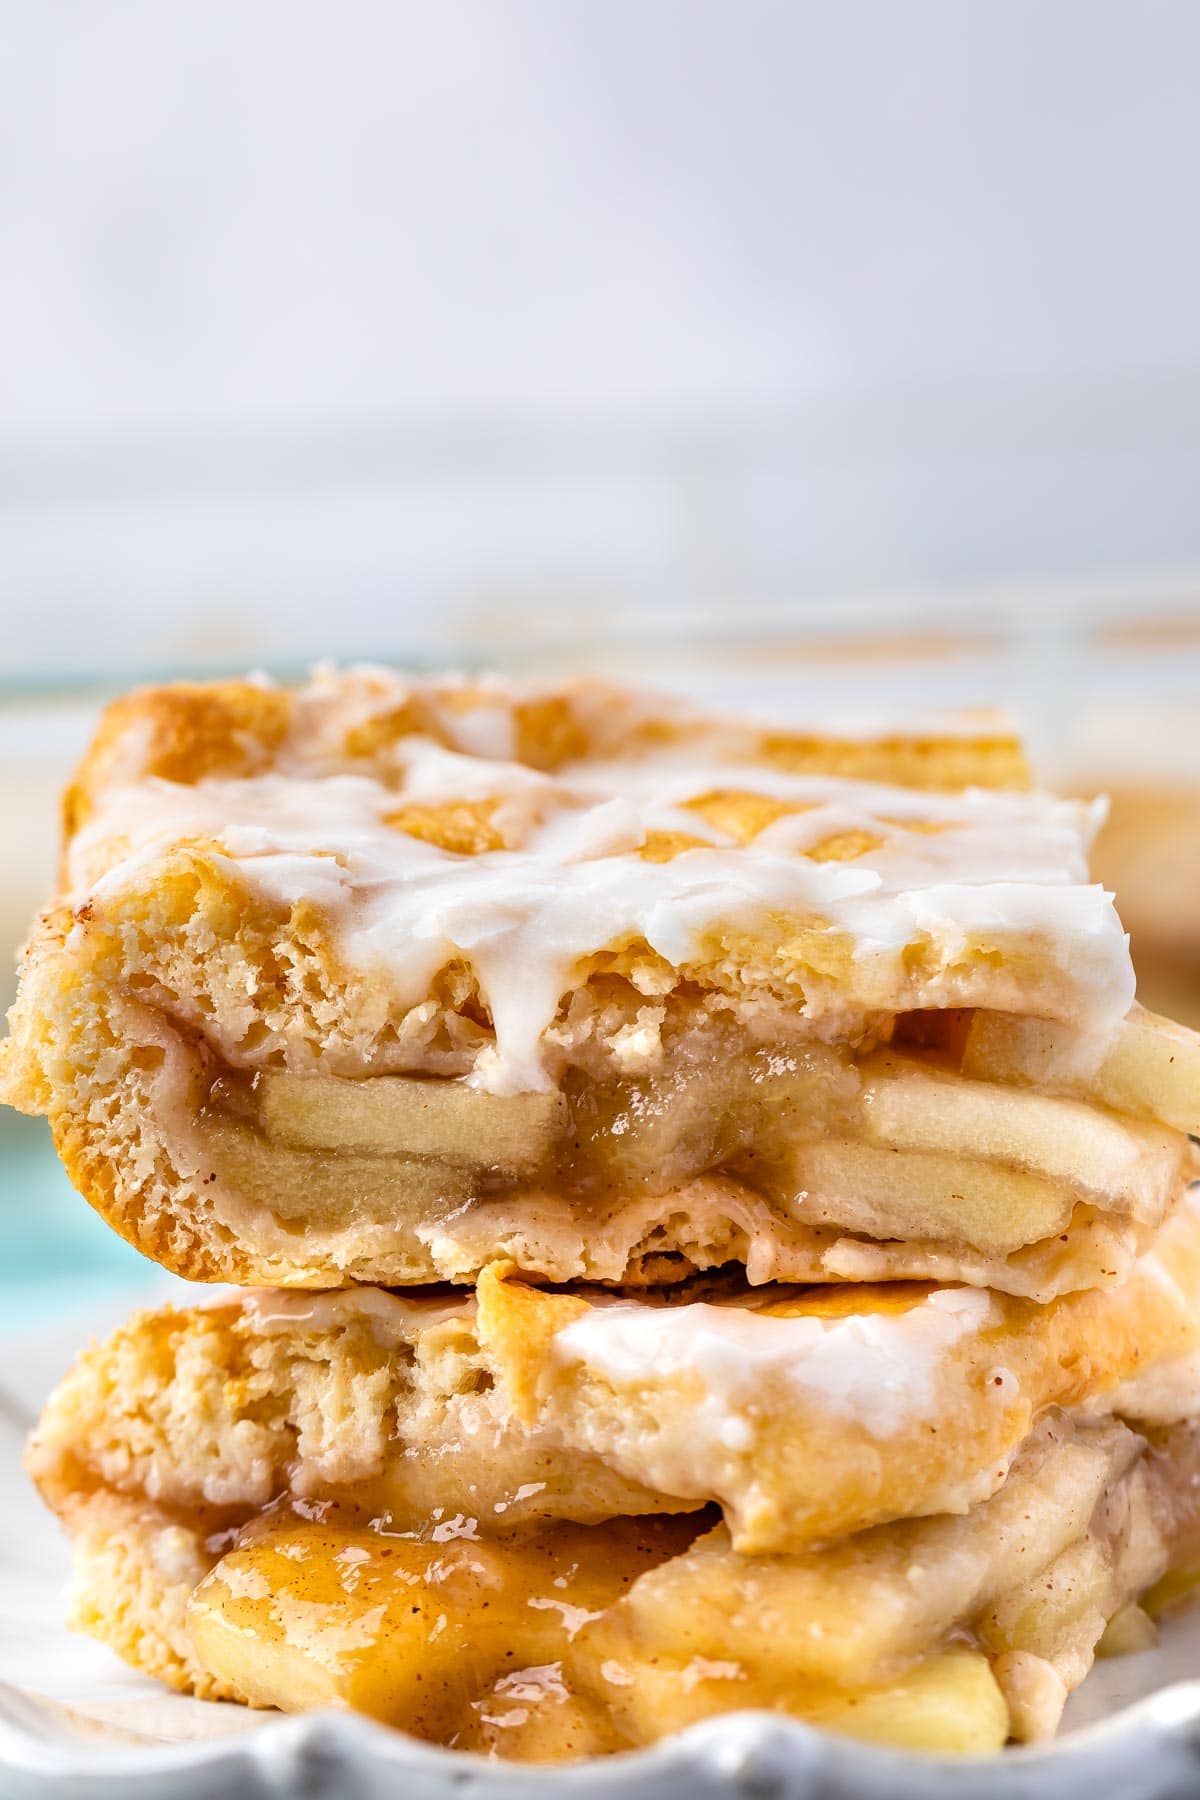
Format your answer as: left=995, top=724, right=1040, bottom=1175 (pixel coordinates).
left=4, top=0, right=1200, bottom=1332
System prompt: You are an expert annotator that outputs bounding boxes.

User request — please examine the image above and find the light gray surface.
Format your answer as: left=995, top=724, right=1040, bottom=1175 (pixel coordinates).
left=8, top=3, right=1200, bottom=676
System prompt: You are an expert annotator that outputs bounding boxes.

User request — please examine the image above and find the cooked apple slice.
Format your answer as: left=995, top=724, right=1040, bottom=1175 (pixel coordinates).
left=456, top=1680, right=620, bottom=1760
left=979, top=1535, right=1114, bottom=1669
left=190, top=1513, right=1010, bottom=1754
left=256, top=1071, right=567, bottom=1173
left=573, top=1423, right=1117, bottom=1691
left=963, top=1006, right=1200, bottom=1137
left=189, top=1525, right=543, bottom=1735
left=857, top=1053, right=1183, bottom=1219
left=188, top=1514, right=693, bottom=1739
left=1095, top=1603, right=1158, bottom=1658
left=786, top=1139, right=1079, bottom=1254
left=1143, top=1564, right=1200, bottom=1618
left=781, top=1651, right=1011, bottom=1754
left=202, top=1115, right=473, bottom=1228
left=579, top=1647, right=1009, bottom=1755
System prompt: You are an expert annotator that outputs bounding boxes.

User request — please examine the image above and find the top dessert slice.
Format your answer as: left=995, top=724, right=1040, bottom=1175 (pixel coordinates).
left=3, top=667, right=1198, bottom=1290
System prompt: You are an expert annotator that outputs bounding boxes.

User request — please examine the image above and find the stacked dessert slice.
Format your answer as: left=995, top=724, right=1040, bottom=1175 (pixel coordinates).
left=7, top=669, right=1200, bottom=1761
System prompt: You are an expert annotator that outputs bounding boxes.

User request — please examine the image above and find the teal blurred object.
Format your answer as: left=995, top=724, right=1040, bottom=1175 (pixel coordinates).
left=0, top=1112, right=162, bottom=1332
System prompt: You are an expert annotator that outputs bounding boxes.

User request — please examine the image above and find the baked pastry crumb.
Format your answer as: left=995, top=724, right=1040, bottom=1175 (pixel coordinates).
left=7, top=671, right=1195, bottom=1294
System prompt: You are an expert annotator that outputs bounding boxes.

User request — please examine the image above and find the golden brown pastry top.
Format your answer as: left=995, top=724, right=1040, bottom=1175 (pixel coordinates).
left=63, top=669, right=1029, bottom=835
left=14, top=669, right=1132, bottom=1098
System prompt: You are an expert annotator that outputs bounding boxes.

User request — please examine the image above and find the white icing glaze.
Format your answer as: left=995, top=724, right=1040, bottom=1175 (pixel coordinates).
left=239, top=1286, right=471, bottom=1338
left=550, top=1285, right=994, bottom=1440
left=67, top=684, right=1134, bottom=1092
left=298, top=663, right=1016, bottom=750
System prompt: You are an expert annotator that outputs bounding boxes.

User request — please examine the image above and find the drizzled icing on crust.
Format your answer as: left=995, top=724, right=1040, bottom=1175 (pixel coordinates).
left=550, top=1286, right=995, bottom=1441
left=237, top=1277, right=995, bottom=1442
left=65, top=685, right=1134, bottom=1093
left=239, top=1286, right=470, bottom=1339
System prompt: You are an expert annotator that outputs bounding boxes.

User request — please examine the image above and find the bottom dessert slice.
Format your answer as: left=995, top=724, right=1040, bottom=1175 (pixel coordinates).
left=32, top=1411, right=1200, bottom=1759
left=26, top=1246, right=1200, bottom=1760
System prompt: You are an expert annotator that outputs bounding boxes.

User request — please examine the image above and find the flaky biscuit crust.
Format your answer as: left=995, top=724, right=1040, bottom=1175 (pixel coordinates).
left=0, top=903, right=1168, bottom=1293
left=29, top=1197, right=1200, bottom=1556
left=3, top=670, right=1142, bottom=1291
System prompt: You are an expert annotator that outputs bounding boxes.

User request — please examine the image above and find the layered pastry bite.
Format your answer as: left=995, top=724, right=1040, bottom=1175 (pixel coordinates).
left=27, top=1196, right=1200, bottom=1757
left=4, top=667, right=1200, bottom=1298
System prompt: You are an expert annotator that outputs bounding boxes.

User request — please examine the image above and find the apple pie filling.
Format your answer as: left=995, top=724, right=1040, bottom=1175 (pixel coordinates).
left=50, top=1413, right=1200, bottom=1760
left=178, top=1003, right=1193, bottom=1290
